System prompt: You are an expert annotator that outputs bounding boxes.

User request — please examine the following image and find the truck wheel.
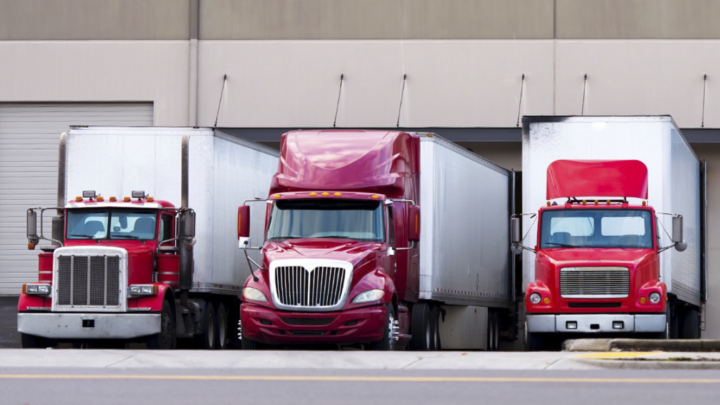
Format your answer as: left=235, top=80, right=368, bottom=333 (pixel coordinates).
left=430, top=305, right=441, bottom=350
left=369, top=305, right=397, bottom=351
left=525, top=321, right=543, bottom=351
left=196, top=301, right=216, bottom=349
left=487, top=310, right=499, bottom=351
left=146, top=299, right=177, bottom=350
left=681, top=307, right=700, bottom=339
left=215, top=302, right=229, bottom=349
left=20, top=333, right=57, bottom=349
left=409, top=302, right=433, bottom=350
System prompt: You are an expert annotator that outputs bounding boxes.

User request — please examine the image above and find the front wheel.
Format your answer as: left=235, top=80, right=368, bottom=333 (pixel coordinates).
left=369, top=305, right=397, bottom=351
left=146, top=299, right=176, bottom=349
left=215, top=303, right=229, bottom=349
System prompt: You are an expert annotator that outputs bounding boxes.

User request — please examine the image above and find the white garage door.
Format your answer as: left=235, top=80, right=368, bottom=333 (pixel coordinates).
left=0, top=103, right=153, bottom=296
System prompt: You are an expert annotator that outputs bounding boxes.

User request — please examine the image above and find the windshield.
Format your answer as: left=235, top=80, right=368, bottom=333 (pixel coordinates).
left=266, top=199, right=384, bottom=242
left=66, top=209, right=157, bottom=240
left=540, top=209, right=653, bottom=249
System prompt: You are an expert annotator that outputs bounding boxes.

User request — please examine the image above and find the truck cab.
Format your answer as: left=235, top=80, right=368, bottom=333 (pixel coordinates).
left=513, top=160, right=686, bottom=349
left=18, top=190, right=189, bottom=349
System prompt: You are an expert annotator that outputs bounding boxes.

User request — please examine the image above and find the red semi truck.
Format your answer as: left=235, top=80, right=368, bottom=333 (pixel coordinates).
left=237, top=130, right=515, bottom=350
left=18, top=127, right=277, bottom=349
left=513, top=116, right=706, bottom=350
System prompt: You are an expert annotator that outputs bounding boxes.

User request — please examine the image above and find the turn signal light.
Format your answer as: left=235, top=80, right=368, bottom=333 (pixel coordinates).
left=639, top=296, right=647, bottom=304
left=371, top=195, right=379, bottom=199
left=543, top=297, right=551, bottom=305
left=334, top=192, right=342, bottom=196
left=273, top=194, right=281, bottom=198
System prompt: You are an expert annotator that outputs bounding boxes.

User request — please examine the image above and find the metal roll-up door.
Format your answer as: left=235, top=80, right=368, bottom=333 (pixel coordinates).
left=0, top=103, right=153, bottom=296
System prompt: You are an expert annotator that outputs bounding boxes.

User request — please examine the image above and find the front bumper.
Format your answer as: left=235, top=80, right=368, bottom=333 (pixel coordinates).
left=241, top=304, right=387, bottom=345
left=527, top=313, right=666, bottom=333
left=17, top=312, right=161, bottom=339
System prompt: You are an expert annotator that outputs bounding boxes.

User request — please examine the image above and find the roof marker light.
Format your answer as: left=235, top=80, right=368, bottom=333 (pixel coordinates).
left=97, top=196, right=104, bottom=202
left=124, top=197, right=131, bottom=202
left=322, top=192, right=330, bottom=196
left=75, top=196, right=83, bottom=202
left=334, top=192, right=342, bottom=196
left=147, top=196, right=154, bottom=202
left=371, top=195, right=379, bottom=199
left=309, top=192, right=317, bottom=196
left=546, top=201, right=550, bottom=206
left=642, top=201, right=647, bottom=206
left=273, top=194, right=281, bottom=198
left=109, top=196, right=117, bottom=202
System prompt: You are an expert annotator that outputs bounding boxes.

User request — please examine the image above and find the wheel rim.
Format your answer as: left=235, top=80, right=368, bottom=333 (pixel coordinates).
left=388, top=312, right=396, bottom=350
left=207, top=312, right=215, bottom=349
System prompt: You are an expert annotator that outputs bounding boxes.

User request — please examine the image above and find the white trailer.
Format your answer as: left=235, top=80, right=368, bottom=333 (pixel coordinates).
left=418, top=134, right=515, bottom=350
left=19, top=126, right=278, bottom=349
left=521, top=116, right=706, bottom=338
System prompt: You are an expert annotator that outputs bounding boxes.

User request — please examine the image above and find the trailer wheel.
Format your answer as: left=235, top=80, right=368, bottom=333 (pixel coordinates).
left=487, top=310, right=500, bottom=351
left=215, top=302, right=229, bottom=349
left=369, top=305, right=396, bottom=351
left=430, top=305, right=441, bottom=350
left=409, top=302, right=433, bottom=351
left=681, top=307, right=700, bottom=339
left=196, top=301, right=216, bottom=349
left=20, top=333, right=57, bottom=349
left=146, top=299, right=176, bottom=350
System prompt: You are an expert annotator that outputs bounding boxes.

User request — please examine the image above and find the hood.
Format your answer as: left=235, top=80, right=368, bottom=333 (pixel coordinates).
left=539, top=248, right=656, bottom=268
left=263, top=238, right=383, bottom=269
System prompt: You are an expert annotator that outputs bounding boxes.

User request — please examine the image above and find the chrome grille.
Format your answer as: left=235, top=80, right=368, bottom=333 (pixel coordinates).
left=560, top=267, right=630, bottom=298
left=274, top=266, right=346, bottom=307
left=57, top=255, right=121, bottom=307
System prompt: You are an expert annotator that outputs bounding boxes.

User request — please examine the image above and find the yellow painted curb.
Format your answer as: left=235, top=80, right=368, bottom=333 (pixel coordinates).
left=575, top=352, right=659, bottom=359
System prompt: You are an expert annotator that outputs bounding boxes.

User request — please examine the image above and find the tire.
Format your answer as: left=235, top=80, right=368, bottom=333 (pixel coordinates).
left=196, top=301, right=216, bottom=349
left=146, top=299, right=177, bottom=350
left=681, top=307, right=700, bottom=339
left=668, top=304, right=680, bottom=339
left=409, top=302, right=433, bottom=351
left=487, top=311, right=500, bottom=351
left=215, top=302, right=229, bottom=349
left=369, top=305, right=397, bottom=351
left=21, top=333, right=57, bottom=349
left=430, top=305, right=441, bottom=350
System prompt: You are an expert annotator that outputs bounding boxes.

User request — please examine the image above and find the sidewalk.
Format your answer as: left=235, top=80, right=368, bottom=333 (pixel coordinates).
left=0, top=297, right=19, bottom=348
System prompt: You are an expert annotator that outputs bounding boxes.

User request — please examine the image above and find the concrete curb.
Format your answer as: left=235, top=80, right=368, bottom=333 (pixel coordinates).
left=563, top=338, right=720, bottom=352
left=572, top=358, right=720, bottom=370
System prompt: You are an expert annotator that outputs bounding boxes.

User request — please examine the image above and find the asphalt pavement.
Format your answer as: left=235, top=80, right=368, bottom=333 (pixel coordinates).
left=0, top=297, right=19, bottom=348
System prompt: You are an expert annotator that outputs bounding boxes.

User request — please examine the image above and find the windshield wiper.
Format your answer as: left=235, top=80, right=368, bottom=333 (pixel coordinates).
left=268, top=236, right=303, bottom=241
left=545, top=242, right=579, bottom=248
left=71, top=233, right=98, bottom=239
left=112, top=234, right=139, bottom=239
left=318, top=235, right=355, bottom=240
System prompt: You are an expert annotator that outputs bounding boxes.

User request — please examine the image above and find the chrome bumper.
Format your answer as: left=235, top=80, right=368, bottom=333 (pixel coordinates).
left=527, top=313, right=666, bottom=333
left=18, top=313, right=161, bottom=339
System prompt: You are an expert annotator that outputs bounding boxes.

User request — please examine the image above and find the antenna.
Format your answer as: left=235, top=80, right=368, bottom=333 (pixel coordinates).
left=214, top=74, right=228, bottom=128
left=396, top=74, right=407, bottom=127
left=516, top=74, right=525, bottom=127
left=333, top=74, right=345, bottom=128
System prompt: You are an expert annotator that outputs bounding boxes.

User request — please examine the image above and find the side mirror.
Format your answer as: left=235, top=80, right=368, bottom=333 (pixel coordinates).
left=238, top=205, right=250, bottom=248
left=672, top=215, right=686, bottom=252
left=180, top=210, right=196, bottom=239
left=511, top=217, right=521, bottom=244
left=27, top=209, right=39, bottom=248
left=408, top=206, right=420, bottom=243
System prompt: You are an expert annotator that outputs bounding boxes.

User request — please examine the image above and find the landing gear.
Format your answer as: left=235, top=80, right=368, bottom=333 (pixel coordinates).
left=681, top=307, right=700, bottom=339
left=369, top=305, right=397, bottom=351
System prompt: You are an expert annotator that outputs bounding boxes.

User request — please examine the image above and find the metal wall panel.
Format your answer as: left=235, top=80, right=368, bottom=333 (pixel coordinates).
left=521, top=116, right=701, bottom=306
left=418, top=135, right=512, bottom=307
left=0, top=103, right=152, bottom=296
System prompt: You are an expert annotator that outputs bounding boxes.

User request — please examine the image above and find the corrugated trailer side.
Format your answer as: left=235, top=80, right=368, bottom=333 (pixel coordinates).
left=419, top=134, right=513, bottom=308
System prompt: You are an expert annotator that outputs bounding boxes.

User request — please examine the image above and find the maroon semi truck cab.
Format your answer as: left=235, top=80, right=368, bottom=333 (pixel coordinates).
left=238, top=130, right=421, bottom=350
left=513, top=160, right=687, bottom=349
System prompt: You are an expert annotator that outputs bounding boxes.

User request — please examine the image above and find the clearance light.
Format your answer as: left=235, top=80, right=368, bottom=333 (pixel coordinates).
left=606, top=200, right=610, bottom=204
left=543, top=297, right=551, bottom=305
left=427, top=134, right=434, bottom=137
left=97, top=196, right=104, bottom=202
left=147, top=196, right=154, bottom=202
left=273, top=194, right=281, bottom=198
left=371, top=195, right=380, bottom=199
left=110, top=196, right=117, bottom=202
left=582, top=200, right=586, bottom=205
left=124, top=197, right=131, bottom=202
left=322, top=192, right=330, bottom=196
left=639, top=296, right=647, bottom=304
left=546, top=201, right=550, bottom=206
left=594, top=200, right=598, bottom=205
left=334, top=192, right=342, bottom=196
left=649, top=292, right=661, bottom=304
left=642, top=201, right=647, bottom=206
left=310, top=192, right=317, bottom=196
left=75, top=196, right=83, bottom=202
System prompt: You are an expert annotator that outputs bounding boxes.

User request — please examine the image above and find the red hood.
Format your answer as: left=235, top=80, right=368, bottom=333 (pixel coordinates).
left=539, top=248, right=656, bottom=268
left=263, top=238, right=384, bottom=269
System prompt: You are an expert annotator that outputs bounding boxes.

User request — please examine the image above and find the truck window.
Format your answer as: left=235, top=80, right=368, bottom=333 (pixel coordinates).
left=159, top=213, right=173, bottom=243
left=387, top=205, right=395, bottom=246
left=540, top=209, right=652, bottom=249
left=266, top=199, right=384, bottom=242
left=66, top=210, right=108, bottom=240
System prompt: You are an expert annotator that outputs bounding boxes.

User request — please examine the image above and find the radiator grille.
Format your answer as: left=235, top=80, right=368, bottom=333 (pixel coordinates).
left=560, top=267, right=630, bottom=298
left=274, top=266, right=346, bottom=308
left=56, top=255, right=121, bottom=307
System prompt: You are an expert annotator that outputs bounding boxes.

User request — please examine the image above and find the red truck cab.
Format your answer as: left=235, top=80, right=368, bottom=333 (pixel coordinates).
left=513, top=160, right=685, bottom=349
left=238, top=130, right=421, bottom=350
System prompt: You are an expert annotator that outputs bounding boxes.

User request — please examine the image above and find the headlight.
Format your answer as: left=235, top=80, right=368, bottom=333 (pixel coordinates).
left=351, top=289, right=385, bottom=304
left=649, top=292, right=661, bottom=304
left=243, top=287, right=268, bottom=302
left=529, top=292, right=542, bottom=305
left=128, top=284, right=158, bottom=296
left=24, top=284, right=51, bottom=296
